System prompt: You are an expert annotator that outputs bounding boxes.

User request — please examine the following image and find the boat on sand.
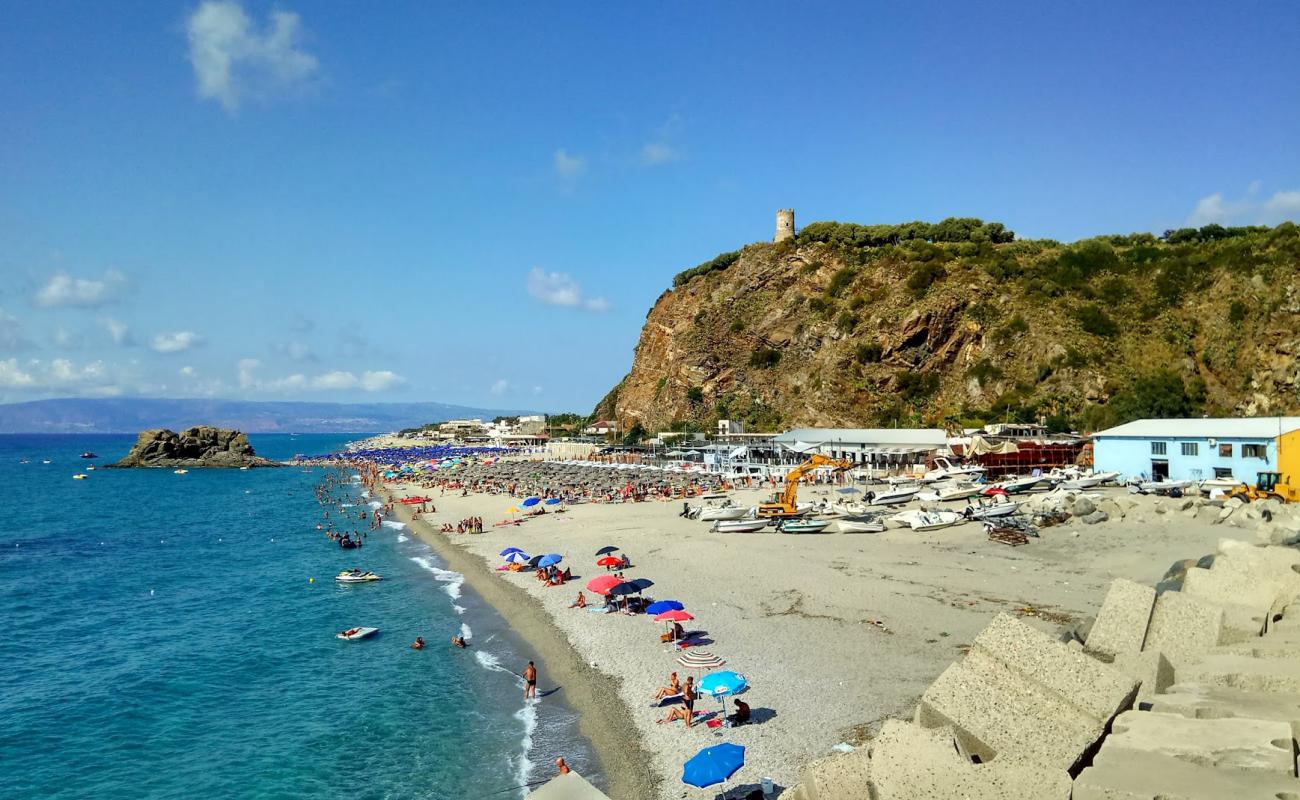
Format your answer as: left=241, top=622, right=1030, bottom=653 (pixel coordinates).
left=778, top=519, right=831, bottom=534
left=711, top=519, right=768, bottom=533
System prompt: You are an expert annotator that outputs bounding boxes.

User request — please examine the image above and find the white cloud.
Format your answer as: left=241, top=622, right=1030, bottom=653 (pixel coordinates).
left=640, top=142, right=679, bottom=165
left=34, top=270, right=125, bottom=308
left=103, top=318, right=134, bottom=346
left=489, top=378, right=510, bottom=396
left=0, top=309, right=32, bottom=350
left=526, top=267, right=609, bottom=312
left=0, top=357, right=118, bottom=395
left=553, top=148, right=586, bottom=179
left=1187, top=185, right=1300, bottom=227
left=235, top=358, right=404, bottom=393
left=180, top=366, right=197, bottom=377
left=151, top=331, right=204, bottom=353
left=186, top=0, right=319, bottom=113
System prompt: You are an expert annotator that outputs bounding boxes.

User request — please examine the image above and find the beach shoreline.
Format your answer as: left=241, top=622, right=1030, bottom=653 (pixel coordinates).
left=381, top=491, right=661, bottom=800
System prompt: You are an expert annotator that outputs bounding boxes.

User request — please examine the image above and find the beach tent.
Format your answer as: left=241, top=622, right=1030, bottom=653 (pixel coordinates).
left=526, top=771, right=612, bottom=800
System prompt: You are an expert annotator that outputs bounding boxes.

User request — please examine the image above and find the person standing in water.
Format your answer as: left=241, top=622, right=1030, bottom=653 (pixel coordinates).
left=523, top=661, right=537, bottom=699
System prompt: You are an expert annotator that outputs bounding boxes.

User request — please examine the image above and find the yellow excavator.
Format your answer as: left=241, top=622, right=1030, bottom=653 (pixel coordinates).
left=757, top=454, right=854, bottom=518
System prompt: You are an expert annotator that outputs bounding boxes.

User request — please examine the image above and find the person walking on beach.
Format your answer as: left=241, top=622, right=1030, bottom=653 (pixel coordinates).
left=523, top=661, right=537, bottom=699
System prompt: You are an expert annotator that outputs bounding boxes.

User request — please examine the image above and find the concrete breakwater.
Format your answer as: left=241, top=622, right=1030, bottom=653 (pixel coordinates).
left=790, top=536, right=1300, bottom=798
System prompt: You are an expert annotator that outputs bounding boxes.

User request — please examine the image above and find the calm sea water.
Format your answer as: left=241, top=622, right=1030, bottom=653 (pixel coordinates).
left=0, top=434, right=598, bottom=800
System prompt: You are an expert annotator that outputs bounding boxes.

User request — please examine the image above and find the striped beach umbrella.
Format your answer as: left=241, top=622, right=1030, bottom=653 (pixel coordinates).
left=676, top=650, right=726, bottom=672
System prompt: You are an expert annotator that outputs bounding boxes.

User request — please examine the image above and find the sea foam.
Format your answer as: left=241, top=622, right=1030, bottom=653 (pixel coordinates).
left=411, top=555, right=464, bottom=601
left=381, top=520, right=405, bottom=530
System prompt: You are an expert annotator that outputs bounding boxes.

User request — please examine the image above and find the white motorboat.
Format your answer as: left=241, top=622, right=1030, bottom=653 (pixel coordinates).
left=696, top=505, right=753, bottom=522
left=990, top=475, right=1046, bottom=494
left=921, top=457, right=986, bottom=483
left=1058, top=471, right=1120, bottom=490
left=336, top=570, right=384, bottom=583
left=867, top=485, right=921, bottom=506
left=778, top=519, right=831, bottom=534
left=909, top=511, right=965, bottom=532
left=1197, top=477, right=1242, bottom=493
left=711, top=519, right=768, bottom=533
left=963, top=500, right=1024, bottom=520
left=174, top=469, right=188, bottom=475
left=917, top=481, right=983, bottom=503
left=1135, top=479, right=1194, bottom=495
left=336, top=626, right=379, bottom=641
left=837, top=517, right=886, bottom=533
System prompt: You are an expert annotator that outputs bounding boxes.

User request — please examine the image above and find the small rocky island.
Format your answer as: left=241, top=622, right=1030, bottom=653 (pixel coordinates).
left=111, top=426, right=281, bottom=468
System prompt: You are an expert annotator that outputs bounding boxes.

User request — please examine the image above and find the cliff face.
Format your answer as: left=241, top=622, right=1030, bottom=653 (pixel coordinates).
left=595, top=223, right=1300, bottom=433
left=111, top=426, right=280, bottom=468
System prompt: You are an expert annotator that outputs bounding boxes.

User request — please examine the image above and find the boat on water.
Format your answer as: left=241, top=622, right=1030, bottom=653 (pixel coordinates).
left=711, top=518, right=768, bottom=533
left=72, top=474, right=88, bottom=480
left=866, top=485, right=921, bottom=506
left=696, top=504, right=753, bottom=522
left=86, top=465, right=96, bottom=471
left=778, top=519, right=831, bottom=534
left=336, top=626, right=379, bottom=641
left=837, top=517, right=887, bottom=533
left=336, top=570, right=383, bottom=583
left=80, top=452, right=97, bottom=459
left=909, top=510, right=965, bottom=532
left=917, top=481, right=982, bottom=503
left=173, top=469, right=188, bottom=475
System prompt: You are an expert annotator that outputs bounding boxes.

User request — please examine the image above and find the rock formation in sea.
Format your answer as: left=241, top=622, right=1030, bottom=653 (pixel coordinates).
left=110, top=426, right=280, bottom=468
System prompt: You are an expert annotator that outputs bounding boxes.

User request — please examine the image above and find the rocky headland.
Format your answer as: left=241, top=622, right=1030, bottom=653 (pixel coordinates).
left=110, top=426, right=280, bottom=468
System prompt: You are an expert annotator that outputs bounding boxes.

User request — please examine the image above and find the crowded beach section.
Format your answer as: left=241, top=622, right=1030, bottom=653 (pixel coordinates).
left=311, top=435, right=1265, bottom=799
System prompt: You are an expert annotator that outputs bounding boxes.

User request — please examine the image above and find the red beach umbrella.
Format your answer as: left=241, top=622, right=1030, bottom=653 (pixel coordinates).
left=654, top=610, right=694, bottom=622
left=586, top=575, right=622, bottom=594
left=596, top=556, right=622, bottom=567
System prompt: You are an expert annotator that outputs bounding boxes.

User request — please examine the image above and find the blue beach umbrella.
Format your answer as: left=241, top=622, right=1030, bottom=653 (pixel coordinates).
left=699, top=671, right=748, bottom=697
left=682, top=743, right=745, bottom=789
left=645, top=600, right=684, bottom=615
left=521, top=497, right=541, bottom=507
left=538, top=554, right=563, bottom=568
left=544, top=497, right=562, bottom=505
left=504, top=552, right=531, bottom=564
left=500, top=547, right=525, bottom=556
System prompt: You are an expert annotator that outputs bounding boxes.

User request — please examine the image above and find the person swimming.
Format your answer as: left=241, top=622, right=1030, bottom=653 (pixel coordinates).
left=411, top=636, right=425, bottom=650
left=451, top=634, right=467, bottom=648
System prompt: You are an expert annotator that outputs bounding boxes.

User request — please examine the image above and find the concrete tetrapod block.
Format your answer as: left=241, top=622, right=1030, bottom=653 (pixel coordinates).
left=1179, top=652, right=1300, bottom=694
left=1143, top=591, right=1226, bottom=667
left=868, top=720, right=1071, bottom=800
left=1085, top=578, right=1156, bottom=660
left=1182, top=567, right=1272, bottom=641
left=1072, top=748, right=1300, bottom=800
left=797, top=746, right=872, bottom=800
left=915, top=614, right=1138, bottom=772
left=1152, top=681, right=1300, bottom=742
left=1109, top=650, right=1174, bottom=706
left=1105, top=709, right=1295, bottom=774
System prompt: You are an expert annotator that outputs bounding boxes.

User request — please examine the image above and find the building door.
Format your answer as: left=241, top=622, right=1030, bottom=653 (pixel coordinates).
left=1151, top=460, right=1169, bottom=480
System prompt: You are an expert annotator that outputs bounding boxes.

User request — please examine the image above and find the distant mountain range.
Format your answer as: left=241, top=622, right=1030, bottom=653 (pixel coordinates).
left=0, top=398, right=536, bottom=434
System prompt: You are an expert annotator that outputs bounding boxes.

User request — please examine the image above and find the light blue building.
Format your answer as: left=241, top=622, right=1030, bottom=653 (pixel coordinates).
left=1093, top=417, right=1300, bottom=482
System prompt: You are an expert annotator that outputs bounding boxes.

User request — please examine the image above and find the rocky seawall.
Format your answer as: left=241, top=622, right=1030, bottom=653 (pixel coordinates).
left=110, top=426, right=280, bottom=468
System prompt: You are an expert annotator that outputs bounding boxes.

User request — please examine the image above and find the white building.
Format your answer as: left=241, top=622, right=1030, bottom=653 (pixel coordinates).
left=771, top=427, right=948, bottom=468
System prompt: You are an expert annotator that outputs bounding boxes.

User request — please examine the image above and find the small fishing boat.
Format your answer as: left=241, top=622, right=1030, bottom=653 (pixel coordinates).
left=1135, top=479, right=1194, bottom=495
left=837, top=517, right=886, bottom=533
left=711, top=518, right=768, bottom=533
left=867, top=485, right=921, bottom=506
left=86, top=465, right=96, bottom=471
left=696, top=505, right=752, bottom=522
left=778, top=519, right=831, bottom=534
left=1197, top=477, right=1242, bottom=493
left=336, top=626, right=379, bottom=641
left=990, top=475, right=1046, bottom=494
left=336, top=570, right=383, bottom=583
left=917, top=482, right=982, bottom=503
left=1058, top=471, right=1120, bottom=490
left=80, top=452, right=97, bottom=459
left=909, top=511, right=964, bottom=532
left=963, top=500, right=1024, bottom=520
left=174, top=469, right=188, bottom=475
left=921, top=457, right=985, bottom=483
left=72, top=473, right=88, bottom=480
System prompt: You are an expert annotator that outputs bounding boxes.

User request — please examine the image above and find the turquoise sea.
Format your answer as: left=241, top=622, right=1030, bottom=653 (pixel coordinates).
left=1, top=434, right=599, bottom=799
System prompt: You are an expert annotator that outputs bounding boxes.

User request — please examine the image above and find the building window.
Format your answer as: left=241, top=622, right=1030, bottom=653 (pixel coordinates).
left=1181, top=442, right=1198, bottom=457
left=1218, top=443, right=1232, bottom=458
left=1243, top=444, right=1267, bottom=459
left=1214, top=467, right=1234, bottom=478
left=1151, top=441, right=1167, bottom=455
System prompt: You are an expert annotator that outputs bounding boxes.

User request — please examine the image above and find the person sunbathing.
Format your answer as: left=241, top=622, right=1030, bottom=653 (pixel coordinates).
left=660, top=622, right=686, bottom=643
left=569, top=591, right=586, bottom=609
left=652, top=672, right=681, bottom=701
left=727, top=699, right=750, bottom=726
left=656, top=678, right=695, bottom=726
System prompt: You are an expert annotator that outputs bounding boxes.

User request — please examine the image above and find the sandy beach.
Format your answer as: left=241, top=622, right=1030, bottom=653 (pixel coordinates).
left=371, top=467, right=1256, bottom=798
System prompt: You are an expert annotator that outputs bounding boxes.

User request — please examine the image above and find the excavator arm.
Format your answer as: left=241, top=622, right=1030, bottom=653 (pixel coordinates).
left=769, top=454, right=854, bottom=512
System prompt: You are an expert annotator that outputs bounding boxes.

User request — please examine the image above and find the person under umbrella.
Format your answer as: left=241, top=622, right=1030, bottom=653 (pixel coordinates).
left=699, top=670, right=749, bottom=728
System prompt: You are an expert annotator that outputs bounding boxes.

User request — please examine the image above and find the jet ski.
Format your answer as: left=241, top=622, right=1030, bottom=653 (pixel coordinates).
left=335, top=570, right=383, bottom=583
left=336, top=626, right=379, bottom=641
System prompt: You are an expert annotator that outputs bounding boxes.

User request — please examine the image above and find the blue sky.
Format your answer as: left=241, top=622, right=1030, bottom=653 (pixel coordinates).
left=2, top=1, right=1298, bottom=410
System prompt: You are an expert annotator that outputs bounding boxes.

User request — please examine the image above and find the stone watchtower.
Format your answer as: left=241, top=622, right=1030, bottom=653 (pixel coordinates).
left=774, top=208, right=795, bottom=242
